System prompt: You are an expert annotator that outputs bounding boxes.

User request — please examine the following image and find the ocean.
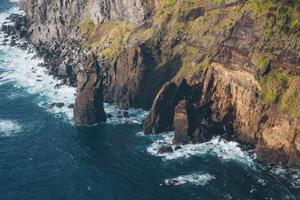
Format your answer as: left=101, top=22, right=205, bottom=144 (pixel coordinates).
left=0, top=0, right=299, bottom=199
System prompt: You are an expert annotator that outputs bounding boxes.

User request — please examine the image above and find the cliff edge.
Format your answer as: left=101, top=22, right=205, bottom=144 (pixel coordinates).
left=12, top=0, right=300, bottom=168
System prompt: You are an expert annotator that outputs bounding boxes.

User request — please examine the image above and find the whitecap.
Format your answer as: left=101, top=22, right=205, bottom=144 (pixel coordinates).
left=0, top=119, right=22, bottom=137
left=147, top=132, right=254, bottom=166
left=164, top=172, right=215, bottom=186
left=105, top=103, right=148, bottom=125
left=0, top=6, right=148, bottom=124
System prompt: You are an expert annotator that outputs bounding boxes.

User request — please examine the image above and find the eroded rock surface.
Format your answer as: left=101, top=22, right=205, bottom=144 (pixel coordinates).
left=145, top=62, right=300, bottom=167
left=73, top=54, right=107, bottom=125
left=143, top=79, right=191, bottom=134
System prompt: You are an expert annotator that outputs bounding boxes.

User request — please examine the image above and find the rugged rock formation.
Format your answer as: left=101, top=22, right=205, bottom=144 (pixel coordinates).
left=145, top=62, right=300, bottom=167
left=105, top=45, right=157, bottom=109
left=6, top=0, right=300, bottom=168
left=1, top=14, right=29, bottom=39
left=20, top=0, right=154, bottom=44
left=143, top=79, right=191, bottom=134
left=73, top=54, right=107, bottom=126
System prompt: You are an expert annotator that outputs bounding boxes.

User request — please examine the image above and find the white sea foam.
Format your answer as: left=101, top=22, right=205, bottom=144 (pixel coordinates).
left=105, top=103, right=148, bottom=125
left=0, top=42, right=77, bottom=120
left=164, top=172, right=215, bottom=186
left=0, top=41, right=148, bottom=123
left=147, top=132, right=254, bottom=166
left=0, top=6, right=74, bottom=120
left=0, top=119, right=22, bottom=137
left=0, top=6, right=149, bottom=124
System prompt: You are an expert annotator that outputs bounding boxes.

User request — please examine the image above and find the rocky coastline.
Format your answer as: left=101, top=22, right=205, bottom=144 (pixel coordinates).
left=1, top=0, right=300, bottom=169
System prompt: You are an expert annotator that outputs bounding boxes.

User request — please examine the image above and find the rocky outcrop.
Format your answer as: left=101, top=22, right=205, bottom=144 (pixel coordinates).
left=105, top=45, right=156, bottom=109
left=20, top=0, right=154, bottom=44
left=73, top=54, right=107, bottom=126
left=1, top=14, right=29, bottom=39
left=6, top=0, right=300, bottom=168
left=145, top=62, right=300, bottom=168
left=143, top=79, right=191, bottom=134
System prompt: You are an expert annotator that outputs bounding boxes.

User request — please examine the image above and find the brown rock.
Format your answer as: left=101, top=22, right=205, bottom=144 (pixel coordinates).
left=144, top=79, right=191, bottom=134
left=173, top=100, right=191, bottom=144
left=107, top=45, right=156, bottom=109
left=143, top=82, right=177, bottom=134
left=73, top=54, right=107, bottom=126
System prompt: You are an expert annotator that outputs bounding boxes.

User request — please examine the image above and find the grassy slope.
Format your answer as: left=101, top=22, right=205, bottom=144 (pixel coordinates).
left=78, top=0, right=300, bottom=118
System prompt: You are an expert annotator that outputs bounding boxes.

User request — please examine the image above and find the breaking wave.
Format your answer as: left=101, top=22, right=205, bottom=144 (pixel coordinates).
left=0, top=6, right=148, bottom=124
left=0, top=119, right=22, bottom=137
left=164, top=172, right=216, bottom=186
left=146, top=132, right=255, bottom=167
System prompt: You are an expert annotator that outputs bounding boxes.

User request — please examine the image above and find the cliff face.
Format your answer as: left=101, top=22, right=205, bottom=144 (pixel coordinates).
left=73, top=54, right=107, bottom=125
left=20, top=0, right=154, bottom=44
left=15, top=0, right=300, bottom=167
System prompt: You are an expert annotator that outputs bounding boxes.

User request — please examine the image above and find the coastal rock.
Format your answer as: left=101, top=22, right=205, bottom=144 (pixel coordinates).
left=11, top=0, right=300, bottom=169
left=173, top=100, right=191, bottom=144
left=143, top=82, right=177, bottom=134
left=1, top=14, right=29, bottom=39
left=73, top=54, right=107, bottom=126
left=256, top=110, right=300, bottom=167
left=20, top=0, right=154, bottom=44
left=49, top=103, right=65, bottom=108
left=146, top=62, right=300, bottom=167
left=143, top=79, right=190, bottom=134
left=106, top=45, right=156, bottom=109
left=157, top=146, right=173, bottom=154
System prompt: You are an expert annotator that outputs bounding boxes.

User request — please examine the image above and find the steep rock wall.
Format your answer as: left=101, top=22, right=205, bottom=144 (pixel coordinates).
left=20, top=0, right=154, bottom=44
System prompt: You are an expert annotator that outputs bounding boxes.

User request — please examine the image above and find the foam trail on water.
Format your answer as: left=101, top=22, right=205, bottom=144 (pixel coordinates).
left=0, top=43, right=76, bottom=120
left=164, top=172, right=215, bottom=186
left=0, top=6, right=148, bottom=123
left=0, top=7, right=75, bottom=120
left=146, top=132, right=254, bottom=167
left=0, top=119, right=22, bottom=137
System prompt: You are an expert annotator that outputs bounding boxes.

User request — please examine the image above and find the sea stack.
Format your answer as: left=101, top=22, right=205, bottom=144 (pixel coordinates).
left=73, top=54, right=107, bottom=126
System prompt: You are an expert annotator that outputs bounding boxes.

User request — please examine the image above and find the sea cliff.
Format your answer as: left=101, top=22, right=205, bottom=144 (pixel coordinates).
left=4, top=0, right=300, bottom=168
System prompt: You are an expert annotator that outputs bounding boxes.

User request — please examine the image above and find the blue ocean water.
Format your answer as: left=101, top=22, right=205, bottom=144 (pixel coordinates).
left=0, top=1, right=300, bottom=200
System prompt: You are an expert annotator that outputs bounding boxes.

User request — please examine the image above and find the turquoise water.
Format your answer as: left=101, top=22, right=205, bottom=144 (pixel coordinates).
left=0, top=1, right=300, bottom=199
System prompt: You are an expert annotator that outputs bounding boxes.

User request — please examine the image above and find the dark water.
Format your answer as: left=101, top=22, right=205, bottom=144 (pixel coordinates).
left=0, top=1, right=300, bottom=200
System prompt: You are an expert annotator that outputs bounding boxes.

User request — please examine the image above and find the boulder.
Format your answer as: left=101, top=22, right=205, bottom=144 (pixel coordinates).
left=157, top=146, right=174, bottom=154
left=73, top=54, right=107, bottom=125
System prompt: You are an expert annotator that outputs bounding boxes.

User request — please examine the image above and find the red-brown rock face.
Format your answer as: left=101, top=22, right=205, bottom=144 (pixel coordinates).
left=73, top=55, right=107, bottom=126
left=145, top=63, right=300, bottom=168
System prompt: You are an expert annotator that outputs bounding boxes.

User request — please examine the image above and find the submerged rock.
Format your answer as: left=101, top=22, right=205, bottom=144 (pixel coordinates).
left=68, top=104, right=74, bottom=109
left=49, top=103, right=65, bottom=108
left=73, top=54, right=107, bottom=126
left=157, top=146, right=173, bottom=154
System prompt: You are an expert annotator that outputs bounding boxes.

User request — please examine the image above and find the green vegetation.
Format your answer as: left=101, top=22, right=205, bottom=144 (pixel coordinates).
left=78, top=1, right=300, bottom=119
left=247, top=0, right=300, bottom=34
left=79, top=19, right=95, bottom=36
left=261, top=72, right=300, bottom=118
left=162, top=0, right=177, bottom=5
left=78, top=20, right=135, bottom=61
left=128, top=27, right=153, bottom=44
